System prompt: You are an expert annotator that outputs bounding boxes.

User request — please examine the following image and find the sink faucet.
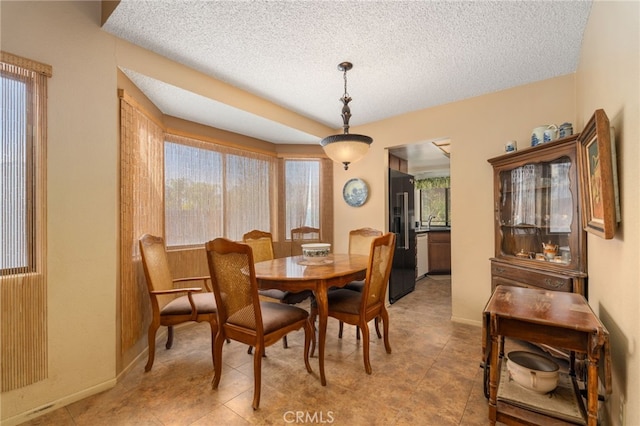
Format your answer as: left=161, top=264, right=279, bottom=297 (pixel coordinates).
left=427, top=214, right=435, bottom=228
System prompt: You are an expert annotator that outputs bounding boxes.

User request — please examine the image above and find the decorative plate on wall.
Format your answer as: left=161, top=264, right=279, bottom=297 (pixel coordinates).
left=343, top=178, right=369, bottom=207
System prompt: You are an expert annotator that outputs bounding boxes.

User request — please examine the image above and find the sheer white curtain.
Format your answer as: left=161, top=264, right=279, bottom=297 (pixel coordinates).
left=284, top=159, right=320, bottom=239
left=550, top=161, right=572, bottom=233
left=164, top=134, right=277, bottom=244
left=511, top=165, right=538, bottom=225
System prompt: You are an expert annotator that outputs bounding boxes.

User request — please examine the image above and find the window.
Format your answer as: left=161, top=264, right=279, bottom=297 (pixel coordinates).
left=1, top=52, right=51, bottom=392
left=1, top=72, right=29, bottom=270
left=165, top=142, right=223, bottom=246
left=284, top=159, right=320, bottom=239
left=1, top=54, right=49, bottom=273
left=418, top=177, right=451, bottom=227
left=164, top=136, right=275, bottom=246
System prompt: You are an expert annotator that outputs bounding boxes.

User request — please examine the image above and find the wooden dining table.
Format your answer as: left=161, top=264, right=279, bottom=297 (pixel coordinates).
left=253, top=253, right=369, bottom=386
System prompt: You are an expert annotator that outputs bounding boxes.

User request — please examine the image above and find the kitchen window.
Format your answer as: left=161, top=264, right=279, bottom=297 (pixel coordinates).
left=417, top=177, right=451, bottom=227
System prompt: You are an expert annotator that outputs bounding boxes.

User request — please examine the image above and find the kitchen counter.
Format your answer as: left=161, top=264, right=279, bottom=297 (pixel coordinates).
left=416, top=227, right=450, bottom=233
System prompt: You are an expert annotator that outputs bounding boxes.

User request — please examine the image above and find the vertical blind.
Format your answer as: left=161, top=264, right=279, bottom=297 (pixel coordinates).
left=119, top=91, right=165, bottom=351
left=1, top=51, right=51, bottom=391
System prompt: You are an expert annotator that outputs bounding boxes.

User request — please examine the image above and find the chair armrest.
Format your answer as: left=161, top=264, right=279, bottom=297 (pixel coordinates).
left=150, top=287, right=203, bottom=295
left=173, top=276, right=210, bottom=283
left=173, top=276, right=212, bottom=292
left=150, top=287, right=203, bottom=320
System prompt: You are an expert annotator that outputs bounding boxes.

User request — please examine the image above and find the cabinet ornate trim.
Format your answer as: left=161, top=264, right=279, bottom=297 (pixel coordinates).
left=488, top=136, right=587, bottom=297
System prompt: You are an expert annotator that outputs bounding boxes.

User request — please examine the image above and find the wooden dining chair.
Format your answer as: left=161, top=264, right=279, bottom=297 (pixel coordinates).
left=243, top=232, right=315, bottom=314
left=242, top=230, right=313, bottom=352
left=339, top=227, right=383, bottom=340
left=205, top=237, right=313, bottom=410
left=290, top=225, right=321, bottom=255
left=326, top=232, right=396, bottom=374
left=138, top=234, right=218, bottom=372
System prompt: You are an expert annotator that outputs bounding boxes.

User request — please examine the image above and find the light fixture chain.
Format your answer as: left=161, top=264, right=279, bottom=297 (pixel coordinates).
left=343, top=67, right=349, bottom=98
left=340, top=65, right=352, bottom=133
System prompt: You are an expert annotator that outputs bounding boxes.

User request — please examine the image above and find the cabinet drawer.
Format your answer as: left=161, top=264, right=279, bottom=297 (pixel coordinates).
left=491, top=263, right=572, bottom=292
left=427, top=232, right=450, bottom=243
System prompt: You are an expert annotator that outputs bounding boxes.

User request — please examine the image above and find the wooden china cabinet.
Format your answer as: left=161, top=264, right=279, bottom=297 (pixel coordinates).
left=487, top=135, right=587, bottom=298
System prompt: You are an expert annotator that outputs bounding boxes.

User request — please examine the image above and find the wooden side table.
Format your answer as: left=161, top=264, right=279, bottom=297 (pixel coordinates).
left=483, top=285, right=611, bottom=426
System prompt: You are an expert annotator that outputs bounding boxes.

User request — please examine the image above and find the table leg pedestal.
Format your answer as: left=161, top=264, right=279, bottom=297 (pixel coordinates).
left=316, top=283, right=328, bottom=386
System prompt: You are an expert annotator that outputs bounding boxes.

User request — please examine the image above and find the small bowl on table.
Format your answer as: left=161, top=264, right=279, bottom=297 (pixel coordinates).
left=301, top=243, right=331, bottom=264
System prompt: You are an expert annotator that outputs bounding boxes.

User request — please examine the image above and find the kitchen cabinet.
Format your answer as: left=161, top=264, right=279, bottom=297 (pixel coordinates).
left=388, top=153, right=408, bottom=173
left=427, top=230, right=450, bottom=274
left=487, top=135, right=587, bottom=297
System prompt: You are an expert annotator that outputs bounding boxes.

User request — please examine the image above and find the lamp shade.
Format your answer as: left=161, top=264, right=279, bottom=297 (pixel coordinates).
left=320, top=133, right=373, bottom=170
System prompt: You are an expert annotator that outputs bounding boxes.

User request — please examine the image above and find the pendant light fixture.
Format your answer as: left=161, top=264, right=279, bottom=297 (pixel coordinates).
left=320, top=62, right=373, bottom=170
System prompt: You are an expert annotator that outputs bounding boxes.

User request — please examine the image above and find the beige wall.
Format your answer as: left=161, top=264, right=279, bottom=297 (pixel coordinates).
left=1, top=2, right=119, bottom=423
left=575, top=1, right=639, bottom=424
left=1, top=1, right=638, bottom=425
left=333, top=75, right=577, bottom=325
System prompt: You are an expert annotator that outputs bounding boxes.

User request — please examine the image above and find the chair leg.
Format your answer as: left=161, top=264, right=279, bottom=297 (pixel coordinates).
left=247, top=346, right=267, bottom=357
left=252, top=342, right=263, bottom=410
left=282, top=335, right=288, bottom=348
left=309, top=307, right=317, bottom=357
left=165, top=325, right=174, bottom=349
left=211, top=330, right=226, bottom=389
left=356, top=326, right=361, bottom=340
left=374, top=316, right=382, bottom=339
left=209, top=321, right=217, bottom=368
left=361, top=322, right=372, bottom=374
left=303, top=323, right=313, bottom=373
left=381, top=308, right=392, bottom=354
left=145, top=323, right=159, bottom=372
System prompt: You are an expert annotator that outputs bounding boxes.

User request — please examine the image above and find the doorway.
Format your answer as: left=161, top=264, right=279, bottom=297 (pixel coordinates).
left=388, top=139, right=452, bottom=277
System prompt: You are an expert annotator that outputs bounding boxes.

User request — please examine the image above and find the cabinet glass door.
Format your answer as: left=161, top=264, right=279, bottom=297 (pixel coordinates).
left=498, top=156, right=574, bottom=266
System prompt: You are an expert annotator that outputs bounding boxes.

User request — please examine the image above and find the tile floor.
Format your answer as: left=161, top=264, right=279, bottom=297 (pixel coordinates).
left=23, top=276, right=504, bottom=425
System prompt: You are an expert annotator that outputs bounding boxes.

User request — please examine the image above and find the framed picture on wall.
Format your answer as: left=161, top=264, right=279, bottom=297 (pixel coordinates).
left=577, top=109, right=620, bottom=239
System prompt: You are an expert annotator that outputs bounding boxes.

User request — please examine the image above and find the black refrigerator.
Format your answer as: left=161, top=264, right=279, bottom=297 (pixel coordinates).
left=388, top=169, right=416, bottom=303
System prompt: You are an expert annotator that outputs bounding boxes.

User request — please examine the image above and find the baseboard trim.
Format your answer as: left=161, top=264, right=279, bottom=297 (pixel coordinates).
left=2, top=379, right=116, bottom=426
left=451, top=315, right=482, bottom=327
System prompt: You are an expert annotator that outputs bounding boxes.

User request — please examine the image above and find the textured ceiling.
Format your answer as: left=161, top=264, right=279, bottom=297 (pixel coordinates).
left=102, top=0, right=592, bottom=173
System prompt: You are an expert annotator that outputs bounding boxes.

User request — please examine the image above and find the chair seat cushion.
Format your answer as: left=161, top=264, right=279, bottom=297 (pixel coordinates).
left=327, top=289, right=362, bottom=315
left=228, top=301, right=309, bottom=334
left=260, top=301, right=309, bottom=334
left=258, top=289, right=314, bottom=305
left=344, top=280, right=364, bottom=292
left=160, top=292, right=217, bottom=316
